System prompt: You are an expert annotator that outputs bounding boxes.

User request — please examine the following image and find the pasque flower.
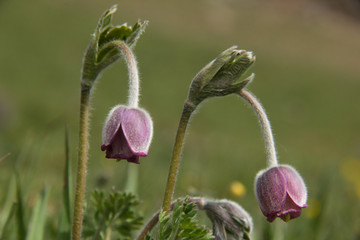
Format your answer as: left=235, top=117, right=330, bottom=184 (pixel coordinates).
left=101, top=105, right=153, bottom=164
left=254, top=165, right=307, bottom=222
left=238, top=89, right=308, bottom=222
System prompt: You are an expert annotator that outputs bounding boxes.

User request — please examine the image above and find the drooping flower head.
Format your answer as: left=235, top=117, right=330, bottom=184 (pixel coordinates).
left=101, top=105, right=153, bottom=164
left=254, top=165, right=307, bottom=222
left=202, top=199, right=253, bottom=240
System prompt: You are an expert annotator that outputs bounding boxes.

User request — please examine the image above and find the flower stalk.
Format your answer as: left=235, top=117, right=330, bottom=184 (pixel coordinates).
left=238, top=89, right=278, bottom=167
left=240, top=89, right=308, bottom=222
left=72, top=88, right=91, bottom=240
left=161, top=101, right=196, bottom=213
left=110, top=41, right=140, bottom=108
left=100, top=41, right=153, bottom=166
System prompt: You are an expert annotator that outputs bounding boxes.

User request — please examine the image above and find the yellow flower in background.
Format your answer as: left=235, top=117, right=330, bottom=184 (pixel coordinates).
left=356, top=183, right=360, bottom=199
left=304, top=199, right=321, bottom=219
left=229, top=181, right=246, bottom=197
left=341, top=157, right=360, bottom=183
left=341, top=157, right=360, bottom=199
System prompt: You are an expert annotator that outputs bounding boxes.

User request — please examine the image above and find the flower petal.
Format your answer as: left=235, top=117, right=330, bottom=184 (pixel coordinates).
left=103, top=125, right=134, bottom=159
left=101, top=105, right=127, bottom=147
left=121, top=108, right=153, bottom=155
left=280, top=165, right=307, bottom=207
left=255, top=167, right=287, bottom=219
left=277, top=193, right=303, bottom=222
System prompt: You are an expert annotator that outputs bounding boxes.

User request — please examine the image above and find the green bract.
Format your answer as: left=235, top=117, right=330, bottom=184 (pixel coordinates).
left=188, top=46, right=255, bottom=106
left=81, top=5, right=148, bottom=90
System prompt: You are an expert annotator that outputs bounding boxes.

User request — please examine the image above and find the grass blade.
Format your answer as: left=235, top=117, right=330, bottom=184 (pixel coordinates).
left=63, top=124, right=72, bottom=225
left=15, top=172, right=27, bottom=240
left=25, top=186, right=50, bottom=240
left=0, top=175, right=16, bottom=234
left=56, top=124, right=72, bottom=239
left=1, top=202, right=17, bottom=239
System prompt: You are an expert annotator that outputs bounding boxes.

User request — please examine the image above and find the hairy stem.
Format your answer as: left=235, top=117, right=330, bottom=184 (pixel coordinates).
left=136, top=212, right=160, bottom=240
left=238, top=89, right=278, bottom=167
left=162, top=101, right=196, bottom=213
left=112, top=41, right=140, bottom=108
left=72, top=88, right=91, bottom=240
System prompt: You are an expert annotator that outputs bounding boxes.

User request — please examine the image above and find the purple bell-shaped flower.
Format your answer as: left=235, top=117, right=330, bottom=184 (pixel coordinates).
left=254, top=165, right=307, bottom=222
left=101, top=105, right=153, bottom=164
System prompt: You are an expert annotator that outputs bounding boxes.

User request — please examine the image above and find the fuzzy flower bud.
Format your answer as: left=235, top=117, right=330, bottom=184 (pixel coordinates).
left=199, top=199, right=253, bottom=240
left=254, top=165, right=307, bottom=222
left=101, top=105, right=153, bottom=164
left=188, top=46, right=255, bottom=106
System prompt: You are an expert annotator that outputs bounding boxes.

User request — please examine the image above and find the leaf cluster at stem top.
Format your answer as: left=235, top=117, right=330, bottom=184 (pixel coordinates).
left=81, top=5, right=148, bottom=90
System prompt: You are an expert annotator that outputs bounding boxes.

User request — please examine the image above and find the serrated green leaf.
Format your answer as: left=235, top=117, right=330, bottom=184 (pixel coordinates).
left=172, top=202, right=183, bottom=224
left=153, top=199, right=214, bottom=240
left=100, top=5, right=117, bottom=31
left=95, top=20, right=147, bottom=65
left=125, top=20, right=148, bottom=46
left=101, top=12, right=113, bottom=30
left=159, top=211, right=169, bottom=223
left=26, top=187, right=50, bottom=240
left=83, top=190, right=143, bottom=239
left=183, top=202, right=194, bottom=214
left=161, top=223, right=173, bottom=239
left=93, top=5, right=118, bottom=47
left=98, top=26, right=112, bottom=45
left=101, top=25, right=132, bottom=46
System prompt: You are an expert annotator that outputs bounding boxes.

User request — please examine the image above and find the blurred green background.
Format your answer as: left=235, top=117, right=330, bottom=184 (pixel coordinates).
left=1, top=0, right=360, bottom=239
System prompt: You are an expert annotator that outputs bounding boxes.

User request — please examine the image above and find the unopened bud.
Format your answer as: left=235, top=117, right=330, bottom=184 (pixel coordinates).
left=200, top=199, right=253, bottom=240
left=188, top=46, right=255, bottom=106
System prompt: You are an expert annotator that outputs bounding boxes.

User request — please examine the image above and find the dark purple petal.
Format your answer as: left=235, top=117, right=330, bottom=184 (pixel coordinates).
left=279, top=165, right=307, bottom=207
left=102, top=105, right=127, bottom=147
left=121, top=108, right=153, bottom=155
left=104, top=127, right=133, bottom=158
left=277, top=193, right=303, bottom=222
left=255, top=167, right=287, bottom=218
left=125, top=155, right=140, bottom=164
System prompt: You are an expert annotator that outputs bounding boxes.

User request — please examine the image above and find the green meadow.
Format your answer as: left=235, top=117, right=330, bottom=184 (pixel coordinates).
left=1, top=0, right=360, bottom=239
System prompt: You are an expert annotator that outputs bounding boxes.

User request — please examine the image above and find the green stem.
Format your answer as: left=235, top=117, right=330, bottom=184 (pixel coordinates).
left=105, top=227, right=112, bottom=240
left=125, top=163, right=139, bottom=194
left=72, top=88, right=91, bottom=240
left=162, top=101, right=196, bottom=213
left=136, top=212, right=160, bottom=240
left=64, top=124, right=72, bottom=228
